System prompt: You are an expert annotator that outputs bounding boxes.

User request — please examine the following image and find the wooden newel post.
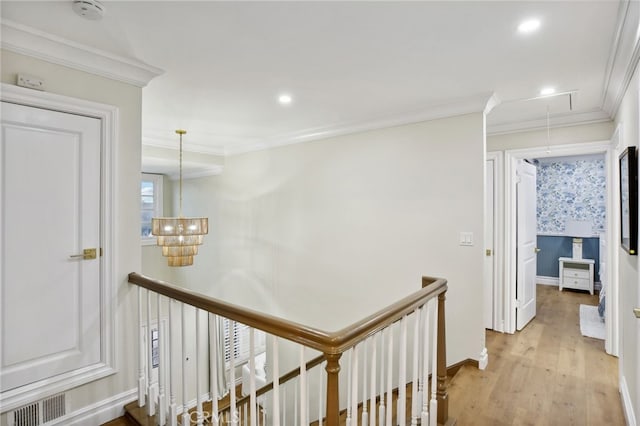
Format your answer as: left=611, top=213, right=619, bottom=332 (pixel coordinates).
left=437, top=290, right=449, bottom=425
left=325, top=352, right=342, bottom=426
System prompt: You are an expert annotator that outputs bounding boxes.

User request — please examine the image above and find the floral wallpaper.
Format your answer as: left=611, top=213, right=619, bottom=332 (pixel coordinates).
left=536, top=158, right=606, bottom=234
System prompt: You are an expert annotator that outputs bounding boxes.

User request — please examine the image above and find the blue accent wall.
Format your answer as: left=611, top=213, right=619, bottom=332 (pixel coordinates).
left=536, top=235, right=600, bottom=281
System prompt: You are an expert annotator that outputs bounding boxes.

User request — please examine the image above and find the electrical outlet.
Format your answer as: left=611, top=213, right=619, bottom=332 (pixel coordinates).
left=17, top=74, right=45, bottom=91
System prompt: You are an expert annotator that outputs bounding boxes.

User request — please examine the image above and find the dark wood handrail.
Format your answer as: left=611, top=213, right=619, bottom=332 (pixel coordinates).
left=128, top=272, right=447, bottom=355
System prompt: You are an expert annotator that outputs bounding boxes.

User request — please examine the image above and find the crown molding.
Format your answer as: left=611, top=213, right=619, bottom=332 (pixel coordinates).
left=142, top=133, right=232, bottom=157
left=223, top=92, right=496, bottom=156
left=601, top=0, right=640, bottom=118
left=487, top=109, right=612, bottom=136
left=1, top=19, right=163, bottom=87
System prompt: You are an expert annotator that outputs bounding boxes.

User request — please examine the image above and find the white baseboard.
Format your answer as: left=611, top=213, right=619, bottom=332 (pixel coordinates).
left=536, top=276, right=559, bottom=286
left=620, top=374, right=637, bottom=426
left=478, top=348, right=489, bottom=370
left=49, top=388, right=137, bottom=425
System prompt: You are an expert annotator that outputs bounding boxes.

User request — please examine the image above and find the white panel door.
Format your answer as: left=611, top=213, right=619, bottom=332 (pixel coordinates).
left=1, top=102, right=101, bottom=392
left=516, top=160, right=537, bottom=331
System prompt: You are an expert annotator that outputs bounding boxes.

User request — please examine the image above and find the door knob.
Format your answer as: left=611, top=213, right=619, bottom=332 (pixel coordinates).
left=486, top=249, right=492, bottom=256
left=534, top=247, right=541, bottom=253
left=70, top=248, right=97, bottom=260
left=634, top=308, right=640, bottom=318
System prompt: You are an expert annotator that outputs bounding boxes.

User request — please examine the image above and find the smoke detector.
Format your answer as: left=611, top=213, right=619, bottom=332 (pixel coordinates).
left=72, top=0, right=105, bottom=20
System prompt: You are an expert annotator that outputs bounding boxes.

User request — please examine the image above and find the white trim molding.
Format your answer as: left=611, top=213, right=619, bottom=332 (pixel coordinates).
left=51, top=389, right=137, bottom=426
left=0, top=83, right=119, bottom=412
left=620, top=374, right=638, bottom=426
left=486, top=151, right=505, bottom=333
left=224, top=92, right=497, bottom=156
left=1, top=19, right=163, bottom=87
left=478, top=348, right=489, bottom=371
left=536, top=276, right=559, bottom=286
left=602, top=0, right=640, bottom=118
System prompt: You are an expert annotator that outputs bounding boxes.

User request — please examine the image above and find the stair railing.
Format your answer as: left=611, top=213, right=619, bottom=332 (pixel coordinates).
left=128, top=272, right=450, bottom=426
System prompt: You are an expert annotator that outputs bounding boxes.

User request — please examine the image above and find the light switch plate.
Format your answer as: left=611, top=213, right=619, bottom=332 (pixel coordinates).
left=459, top=232, right=474, bottom=246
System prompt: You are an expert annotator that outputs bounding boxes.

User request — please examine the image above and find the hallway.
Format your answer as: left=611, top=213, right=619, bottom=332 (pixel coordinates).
left=448, top=285, right=624, bottom=425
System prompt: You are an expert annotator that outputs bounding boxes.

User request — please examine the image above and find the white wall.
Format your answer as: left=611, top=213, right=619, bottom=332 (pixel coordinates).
left=488, top=121, right=614, bottom=152
left=614, top=62, right=640, bottom=424
left=170, top=112, right=487, bottom=370
left=1, top=50, right=142, bottom=422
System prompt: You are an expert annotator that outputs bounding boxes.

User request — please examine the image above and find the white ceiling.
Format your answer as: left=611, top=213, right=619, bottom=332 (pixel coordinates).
left=0, top=1, right=628, bottom=160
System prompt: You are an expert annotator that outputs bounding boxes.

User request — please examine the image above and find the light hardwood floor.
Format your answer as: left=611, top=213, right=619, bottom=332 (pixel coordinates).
left=448, top=285, right=625, bottom=425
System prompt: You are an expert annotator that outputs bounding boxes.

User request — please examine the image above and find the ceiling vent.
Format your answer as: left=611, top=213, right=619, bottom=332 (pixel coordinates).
left=72, top=0, right=105, bottom=21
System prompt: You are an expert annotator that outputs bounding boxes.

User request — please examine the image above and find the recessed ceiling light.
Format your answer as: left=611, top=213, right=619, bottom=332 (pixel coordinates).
left=518, top=19, right=541, bottom=34
left=278, top=94, right=292, bottom=105
left=540, top=87, right=556, bottom=96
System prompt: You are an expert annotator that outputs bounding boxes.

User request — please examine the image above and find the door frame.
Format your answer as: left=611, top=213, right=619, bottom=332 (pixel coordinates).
left=0, top=83, right=118, bottom=411
left=486, top=152, right=505, bottom=331
left=502, top=141, right=617, bottom=355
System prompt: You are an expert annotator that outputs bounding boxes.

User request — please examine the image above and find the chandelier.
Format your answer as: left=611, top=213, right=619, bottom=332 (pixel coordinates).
left=151, top=130, right=208, bottom=266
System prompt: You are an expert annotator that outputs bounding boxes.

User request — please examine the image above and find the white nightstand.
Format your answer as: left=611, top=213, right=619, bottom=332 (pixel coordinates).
left=558, top=257, right=595, bottom=295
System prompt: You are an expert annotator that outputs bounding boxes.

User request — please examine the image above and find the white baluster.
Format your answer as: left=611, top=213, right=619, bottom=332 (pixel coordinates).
left=299, top=346, right=307, bottom=426
left=168, top=301, right=177, bottom=426
left=318, top=361, right=323, bottom=426
left=181, top=304, right=189, bottom=426
left=378, top=330, right=385, bottom=426
left=398, top=315, right=408, bottom=426
left=272, top=336, right=280, bottom=426
left=421, top=305, right=430, bottom=425
left=249, top=328, right=257, bottom=426
left=138, top=287, right=145, bottom=407
left=385, top=327, right=393, bottom=426
left=195, top=309, right=204, bottom=426
left=147, top=290, right=156, bottom=416
left=429, top=299, right=439, bottom=426
left=369, top=334, right=377, bottom=426
left=157, top=294, right=166, bottom=426
left=411, top=308, right=421, bottom=426
left=294, top=379, right=298, bottom=426
left=362, top=339, right=368, bottom=426
left=210, top=314, right=219, bottom=426
left=282, top=385, right=287, bottom=426
left=346, top=349, right=352, bottom=426
left=351, top=345, right=358, bottom=426
left=230, top=321, right=238, bottom=426
left=243, top=404, right=248, bottom=426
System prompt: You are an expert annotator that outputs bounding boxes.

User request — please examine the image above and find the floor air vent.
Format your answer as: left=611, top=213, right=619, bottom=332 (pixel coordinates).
left=8, top=393, right=66, bottom=426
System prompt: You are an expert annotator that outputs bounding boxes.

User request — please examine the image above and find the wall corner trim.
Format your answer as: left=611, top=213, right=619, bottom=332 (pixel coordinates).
left=1, top=19, right=164, bottom=87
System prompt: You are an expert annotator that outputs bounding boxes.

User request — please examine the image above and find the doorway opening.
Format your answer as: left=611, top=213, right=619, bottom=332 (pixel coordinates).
left=487, top=140, right=617, bottom=356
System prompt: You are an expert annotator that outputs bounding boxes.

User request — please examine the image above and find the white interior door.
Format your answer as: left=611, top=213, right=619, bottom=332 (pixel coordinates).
left=516, top=160, right=537, bottom=331
left=0, top=102, right=102, bottom=392
left=484, top=159, right=495, bottom=329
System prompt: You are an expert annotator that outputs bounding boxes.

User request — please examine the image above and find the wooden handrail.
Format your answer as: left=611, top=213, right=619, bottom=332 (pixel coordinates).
left=128, top=272, right=447, bottom=355
left=129, top=272, right=449, bottom=426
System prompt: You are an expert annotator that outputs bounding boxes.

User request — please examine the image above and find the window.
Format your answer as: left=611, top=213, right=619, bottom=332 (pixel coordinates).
left=223, top=318, right=266, bottom=366
left=141, top=173, right=163, bottom=245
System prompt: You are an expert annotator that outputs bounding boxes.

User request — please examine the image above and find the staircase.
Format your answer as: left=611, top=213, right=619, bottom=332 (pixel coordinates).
left=122, top=273, right=453, bottom=426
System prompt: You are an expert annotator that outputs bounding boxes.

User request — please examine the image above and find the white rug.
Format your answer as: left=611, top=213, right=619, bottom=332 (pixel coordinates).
left=579, top=304, right=605, bottom=340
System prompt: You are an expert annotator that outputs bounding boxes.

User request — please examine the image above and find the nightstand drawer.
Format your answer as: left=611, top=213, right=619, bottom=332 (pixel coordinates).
left=563, top=277, right=590, bottom=289
left=563, top=268, right=590, bottom=279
